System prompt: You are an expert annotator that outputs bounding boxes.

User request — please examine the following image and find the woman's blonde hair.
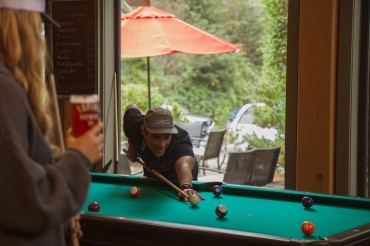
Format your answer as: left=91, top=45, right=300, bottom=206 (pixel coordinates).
left=0, top=9, right=52, bottom=138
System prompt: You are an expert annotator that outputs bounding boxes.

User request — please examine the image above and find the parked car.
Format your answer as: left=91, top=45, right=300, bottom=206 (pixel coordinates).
left=159, top=103, right=215, bottom=137
left=228, top=102, right=278, bottom=150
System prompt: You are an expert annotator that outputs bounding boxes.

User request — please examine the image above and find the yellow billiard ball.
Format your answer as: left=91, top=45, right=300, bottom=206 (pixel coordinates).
left=189, top=194, right=200, bottom=206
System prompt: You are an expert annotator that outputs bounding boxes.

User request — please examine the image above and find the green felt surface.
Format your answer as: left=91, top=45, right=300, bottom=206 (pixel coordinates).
left=82, top=173, right=370, bottom=241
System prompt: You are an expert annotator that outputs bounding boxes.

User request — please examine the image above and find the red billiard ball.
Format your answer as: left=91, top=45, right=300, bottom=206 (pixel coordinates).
left=215, top=205, right=228, bottom=218
left=88, top=202, right=100, bottom=212
left=129, top=186, right=140, bottom=198
left=213, top=185, right=223, bottom=196
left=301, top=221, right=315, bottom=235
left=302, top=196, right=314, bottom=209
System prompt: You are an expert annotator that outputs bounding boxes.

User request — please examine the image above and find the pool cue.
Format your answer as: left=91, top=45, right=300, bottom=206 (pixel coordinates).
left=123, top=148, right=206, bottom=200
left=49, top=75, right=65, bottom=153
left=49, top=75, right=79, bottom=246
left=113, top=73, right=119, bottom=173
left=122, top=148, right=189, bottom=199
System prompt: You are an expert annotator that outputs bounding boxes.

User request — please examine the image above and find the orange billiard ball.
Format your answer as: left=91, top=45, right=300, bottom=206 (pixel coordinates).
left=301, top=221, right=315, bottom=236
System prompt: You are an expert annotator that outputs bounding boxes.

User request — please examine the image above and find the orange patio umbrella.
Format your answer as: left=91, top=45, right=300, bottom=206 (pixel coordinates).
left=121, top=6, right=241, bottom=108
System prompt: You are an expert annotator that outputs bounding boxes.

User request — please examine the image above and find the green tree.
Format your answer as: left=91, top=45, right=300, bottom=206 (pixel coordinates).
left=151, top=0, right=265, bottom=127
left=120, top=1, right=288, bottom=166
left=245, top=0, right=288, bottom=165
left=120, top=83, right=164, bottom=140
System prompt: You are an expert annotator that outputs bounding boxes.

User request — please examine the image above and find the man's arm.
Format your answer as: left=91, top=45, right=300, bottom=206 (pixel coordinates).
left=175, top=156, right=198, bottom=201
left=125, top=140, right=137, bottom=163
left=123, top=104, right=141, bottom=162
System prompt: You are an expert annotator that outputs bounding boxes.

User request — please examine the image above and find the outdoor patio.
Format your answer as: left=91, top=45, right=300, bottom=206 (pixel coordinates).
left=127, top=153, right=285, bottom=189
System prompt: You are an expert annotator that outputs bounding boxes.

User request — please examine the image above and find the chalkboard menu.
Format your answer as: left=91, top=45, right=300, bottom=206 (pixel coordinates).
left=49, top=0, right=97, bottom=96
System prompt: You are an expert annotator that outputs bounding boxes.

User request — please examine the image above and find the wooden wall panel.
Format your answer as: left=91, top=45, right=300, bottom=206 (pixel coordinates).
left=296, top=0, right=338, bottom=193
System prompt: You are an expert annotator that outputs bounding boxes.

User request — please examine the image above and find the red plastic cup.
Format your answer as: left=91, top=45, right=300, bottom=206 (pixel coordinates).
left=70, top=95, right=100, bottom=137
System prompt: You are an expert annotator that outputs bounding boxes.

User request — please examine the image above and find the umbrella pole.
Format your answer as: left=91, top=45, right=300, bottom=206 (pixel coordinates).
left=147, top=57, right=151, bottom=109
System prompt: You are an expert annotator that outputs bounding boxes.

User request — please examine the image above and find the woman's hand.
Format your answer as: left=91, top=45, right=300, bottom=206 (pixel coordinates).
left=66, top=121, right=104, bottom=163
left=70, top=213, right=83, bottom=240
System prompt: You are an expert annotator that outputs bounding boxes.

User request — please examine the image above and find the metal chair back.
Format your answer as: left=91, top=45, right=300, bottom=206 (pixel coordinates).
left=194, top=129, right=226, bottom=173
left=223, top=147, right=280, bottom=186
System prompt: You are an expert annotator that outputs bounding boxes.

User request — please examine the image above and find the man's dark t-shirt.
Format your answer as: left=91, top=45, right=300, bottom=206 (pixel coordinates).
left=123, top=108, right=199, bottom=181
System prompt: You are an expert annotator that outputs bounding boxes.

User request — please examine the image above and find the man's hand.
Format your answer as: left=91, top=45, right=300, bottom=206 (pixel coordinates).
left=175, top=156, right=196, bottom=201
left=177, top=188, right=205, bottom=201
left=178, top=183, right=205, bottom=201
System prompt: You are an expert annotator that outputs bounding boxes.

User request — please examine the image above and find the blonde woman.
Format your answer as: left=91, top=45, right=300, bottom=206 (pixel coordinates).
left=0, top=1, right=104, bottom=245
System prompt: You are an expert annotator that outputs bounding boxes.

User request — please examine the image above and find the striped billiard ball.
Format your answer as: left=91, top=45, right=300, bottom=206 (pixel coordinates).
left=215, top=205, right=228, bottom=218
left=129, top=186, right=140, bottom=198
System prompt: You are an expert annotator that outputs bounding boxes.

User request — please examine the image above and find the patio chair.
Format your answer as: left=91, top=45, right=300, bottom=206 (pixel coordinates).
left=175, top=122, right=204, bottom=147
left=193, top=129, right=227, bottom=174
left=223, top=147, right=280, bottom=186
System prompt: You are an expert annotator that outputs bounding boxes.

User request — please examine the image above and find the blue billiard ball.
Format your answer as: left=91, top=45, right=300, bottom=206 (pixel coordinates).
left=213, top=185, right=222, bottom=196
left=302, top=196, right=314, bottom=208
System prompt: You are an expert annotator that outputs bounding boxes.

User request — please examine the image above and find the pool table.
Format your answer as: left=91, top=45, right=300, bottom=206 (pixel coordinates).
left=77, top=173, right=370, bottom=245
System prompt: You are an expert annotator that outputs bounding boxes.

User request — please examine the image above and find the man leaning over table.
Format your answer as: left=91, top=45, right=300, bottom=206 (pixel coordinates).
left=123, top=104, right=201, bottom=201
